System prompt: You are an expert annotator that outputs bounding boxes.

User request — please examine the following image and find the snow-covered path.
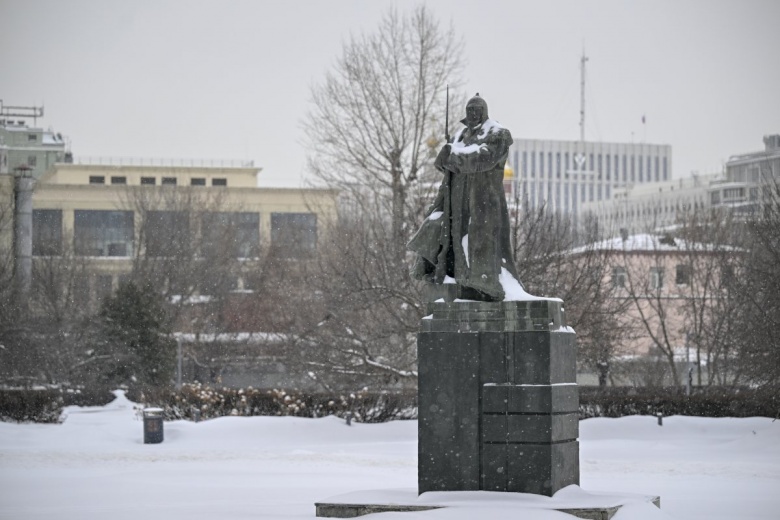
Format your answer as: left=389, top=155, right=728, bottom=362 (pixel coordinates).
left=0, top=391, right=778, bottom=519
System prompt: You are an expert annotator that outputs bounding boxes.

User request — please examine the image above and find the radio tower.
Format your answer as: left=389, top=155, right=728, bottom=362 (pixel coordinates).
left=579, top=49, right=588, bottom=142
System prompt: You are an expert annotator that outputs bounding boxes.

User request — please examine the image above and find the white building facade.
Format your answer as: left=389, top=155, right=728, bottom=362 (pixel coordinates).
left=580, top=173, right=720, bottom=234
left=507, top=139, right=672, bottom=218
left=707, top=134, right=780, bottom=217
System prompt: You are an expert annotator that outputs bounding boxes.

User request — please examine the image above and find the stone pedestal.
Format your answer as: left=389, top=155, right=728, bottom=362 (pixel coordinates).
left=417, top=298, right=579, bottom=496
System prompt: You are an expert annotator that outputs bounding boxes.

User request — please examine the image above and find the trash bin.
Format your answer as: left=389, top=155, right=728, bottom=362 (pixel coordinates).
left=143, top=408, right=164, bottom=444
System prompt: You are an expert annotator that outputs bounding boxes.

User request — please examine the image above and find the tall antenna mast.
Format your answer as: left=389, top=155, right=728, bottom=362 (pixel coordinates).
left=579, top=48, right=588, bottom=143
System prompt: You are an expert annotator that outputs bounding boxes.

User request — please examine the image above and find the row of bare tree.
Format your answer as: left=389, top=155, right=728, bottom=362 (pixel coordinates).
left=1, top=6, right=777, bottom=393
left=292, top=5, right=779, bottom=391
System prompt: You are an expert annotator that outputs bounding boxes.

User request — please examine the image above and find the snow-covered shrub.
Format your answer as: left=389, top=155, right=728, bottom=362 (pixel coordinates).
left=0, top=386, right=115, bottom=423
left=139, top=383, right=418, bottom=423
left=579, top=386, right=779, bottom=419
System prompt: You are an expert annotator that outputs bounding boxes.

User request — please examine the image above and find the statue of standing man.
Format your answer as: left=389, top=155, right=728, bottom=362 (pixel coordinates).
left=408, top=93, right=523, bottom=302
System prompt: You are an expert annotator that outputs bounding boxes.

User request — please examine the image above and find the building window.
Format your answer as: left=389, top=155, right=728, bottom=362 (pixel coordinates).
left=623, top=156, right=628, bottom=182
left=161, top=177, right=177, bottom=186
left=140, top=177, right=156, bottom=185
left=639, top=155, right=644, bottom=182
left=631, top=156, right=635, bottom=182
left=589, top=184, right=594, bottom=202
left=648, top=156, right=653, bottom=182
left=723, top=187, right=744, bottom=200
left=212, top=178, right=227, bottom=186
left=556, top=152, right=561, bottom=178
left=539, top=153, right=544, bottom=177
left=612, top=266, right=627, bottom=288
left=663, top=157, right=668, bottom=180
left=614, top=155, right=619, bottom=181
left=202, top=212, right=260, bottom=259
left=28, top=133, right=38, bottom=141
left=271, top=212, right=317, bottom=257
left=28, top=155, right=37, bottom=167
left=74, top=210, right=134, bottom=257
left=650, top=267, right=664, bottom=290
left=655, top=157, right=660, bottom=182
left=111, top=176, right=127, bottom=185
left=143, top=211, right=190, bottom=257
left=32, top=209, right=62, bottom=256
left=711, top=191, right=721, bottom=205
left=89, top=176, right=105, bottom=184
left=606, top=154, right=611, bottom=180
left=676, top=264, right=691, bottom=285
left=191, top=177, right=206, bottom=186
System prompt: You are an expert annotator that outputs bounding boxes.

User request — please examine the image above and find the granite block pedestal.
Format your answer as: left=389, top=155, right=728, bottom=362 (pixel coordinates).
left=417, top=298, right=579, bottom=496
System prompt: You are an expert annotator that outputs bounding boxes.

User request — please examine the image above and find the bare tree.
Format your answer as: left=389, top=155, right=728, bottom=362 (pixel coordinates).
left=612, top=219, right=744, bottom=387
left=675, top=207, right=743, bottom=386
left=294, top=6, right=466, bottom=389
left=0, top=181, right=15, bottom=328
left=730, top=176, right=780, bottom=389
left=303, top=5, right=464, bottom=266
left=120, top=186, right=245, bottom=332
left=291, top=207, right=422, bottom=390
left=511, top=202, right=633, bottom=386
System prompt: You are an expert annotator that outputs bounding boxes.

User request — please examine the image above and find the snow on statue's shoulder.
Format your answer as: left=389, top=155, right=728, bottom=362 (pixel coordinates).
left=477, top=118, right=506, bottom=139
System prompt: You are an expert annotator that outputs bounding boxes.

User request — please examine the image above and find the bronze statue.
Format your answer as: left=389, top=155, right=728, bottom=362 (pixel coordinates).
left=408, top=93, right=522, bottom=301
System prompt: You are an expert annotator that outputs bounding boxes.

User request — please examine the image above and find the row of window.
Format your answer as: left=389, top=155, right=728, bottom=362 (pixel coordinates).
left=51, top=271, right=257, bottom=309
left=521, top=180, right=613, bottom=210
left=517, top=151, right=669, bottom=184
left=88, top=175, right=228, bottom=187
left=32, top=209, right=317, bottom=258
left=611, top=264, right=691, bottom=290
left=710, top=187, right=760, bottom=205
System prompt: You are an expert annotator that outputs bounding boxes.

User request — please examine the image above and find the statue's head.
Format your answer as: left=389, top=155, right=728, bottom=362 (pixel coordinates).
left=465, top=93, right=488, bottom=128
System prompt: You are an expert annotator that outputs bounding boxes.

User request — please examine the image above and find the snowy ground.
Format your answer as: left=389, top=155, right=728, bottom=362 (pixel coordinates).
left=0, top=391, right=778, bottom=520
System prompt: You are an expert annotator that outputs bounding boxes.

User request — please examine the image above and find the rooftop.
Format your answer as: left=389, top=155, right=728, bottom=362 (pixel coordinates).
left=71, top=156, right=255, bottom=169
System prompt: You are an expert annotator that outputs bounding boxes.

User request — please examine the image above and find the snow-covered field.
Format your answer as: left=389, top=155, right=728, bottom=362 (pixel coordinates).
left=0, top=391, right=778, bottom=520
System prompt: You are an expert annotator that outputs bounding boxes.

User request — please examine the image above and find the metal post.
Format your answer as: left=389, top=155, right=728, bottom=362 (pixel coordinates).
left=579, top=49, right=589, bottom=143
left=176, top=335, right=182, bottom=390
left=687, top=367, right=693, bottom=396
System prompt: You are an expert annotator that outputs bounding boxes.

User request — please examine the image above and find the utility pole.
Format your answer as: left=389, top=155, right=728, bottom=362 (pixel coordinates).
left=579, top=50, right=589, bottom=143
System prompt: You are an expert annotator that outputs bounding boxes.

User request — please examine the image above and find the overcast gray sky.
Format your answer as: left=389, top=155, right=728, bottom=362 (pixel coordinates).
left=1, top=0, right=778, bottom=187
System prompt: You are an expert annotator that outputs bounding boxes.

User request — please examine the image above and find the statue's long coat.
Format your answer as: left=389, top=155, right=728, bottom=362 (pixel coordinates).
left=408, top=116, right=520, bottom=300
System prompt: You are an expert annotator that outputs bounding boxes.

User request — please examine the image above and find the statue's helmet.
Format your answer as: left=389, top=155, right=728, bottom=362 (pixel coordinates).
left=464, top=93, right=489, bottom=126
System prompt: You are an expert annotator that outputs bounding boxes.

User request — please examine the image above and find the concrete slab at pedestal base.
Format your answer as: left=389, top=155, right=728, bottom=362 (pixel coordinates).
left=315, top=488, right=661, bottom=519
